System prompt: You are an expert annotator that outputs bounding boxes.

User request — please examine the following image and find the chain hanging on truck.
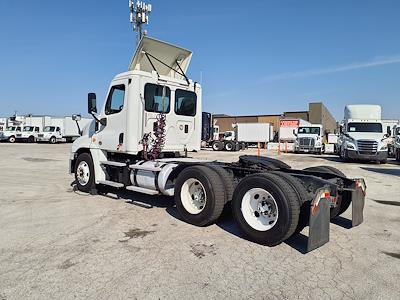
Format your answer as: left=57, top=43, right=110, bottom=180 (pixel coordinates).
left=140, top=86, right=167, bottom=161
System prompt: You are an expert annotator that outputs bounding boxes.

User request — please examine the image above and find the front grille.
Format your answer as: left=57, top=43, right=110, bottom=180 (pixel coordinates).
left=38, top=134, right=44, bottom=138
left=299, top=137, right=315, bottom=147
left=357, top=140, right=378, bottom=154
left=16, top=134, right=22, bottom=137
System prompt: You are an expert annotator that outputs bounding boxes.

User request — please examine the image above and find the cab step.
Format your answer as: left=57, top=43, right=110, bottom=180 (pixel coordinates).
left=98, top=180, right=124, bottom=188
left=100, top=161, right=126, bottom=167
left=129, top=164, right=162, bottom=172
left=126, top=185, right=160, bottom=195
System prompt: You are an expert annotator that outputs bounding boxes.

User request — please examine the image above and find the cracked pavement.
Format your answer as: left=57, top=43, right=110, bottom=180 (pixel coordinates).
left=0, top=144, right=399, bottom=299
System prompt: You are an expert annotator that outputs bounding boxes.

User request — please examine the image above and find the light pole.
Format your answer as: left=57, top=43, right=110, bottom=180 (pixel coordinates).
left=129, top=0, right=152, bottom=47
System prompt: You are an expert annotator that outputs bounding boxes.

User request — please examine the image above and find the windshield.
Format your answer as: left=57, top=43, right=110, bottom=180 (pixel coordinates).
left=298, top=127, right=320, bottom=135
left=395, top=127, right=400, bottom=136
left=348, top=122, right=382, bottom=133
left=224, top=132, right=233, bottom=138
left=6, top=126, right=16, bottom=131
left=44, top=126, right=55, bottom=132
left=23, top=126, right=35, bottom=132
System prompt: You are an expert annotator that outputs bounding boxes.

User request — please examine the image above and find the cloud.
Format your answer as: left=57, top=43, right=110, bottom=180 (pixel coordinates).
left=260, top=55, right=400, bottom=82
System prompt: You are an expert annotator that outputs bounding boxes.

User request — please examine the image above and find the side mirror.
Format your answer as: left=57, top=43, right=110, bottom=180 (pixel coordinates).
left=72, top=114, right=82, bottom=121
left=292, top=129, right=297, bottom=136
left=339, top=125, right=343, bottom=134
left=88, top=93, right=97, bottom=114
left=387, top=126, right=392, bottom=136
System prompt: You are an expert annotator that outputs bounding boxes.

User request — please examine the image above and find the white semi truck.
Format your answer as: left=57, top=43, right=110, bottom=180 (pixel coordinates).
left=294, top=124, right=324, bottom=154
left=394, top=125, right=400, bottom=162
left=36, top=116, right=91, bottom=143
left=69, top=36, right=366, bottom=251
left=338, top=105, right=389, bottom=163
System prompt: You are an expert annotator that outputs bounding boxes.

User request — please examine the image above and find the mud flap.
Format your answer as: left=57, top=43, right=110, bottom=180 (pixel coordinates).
left=307, top=188, right=331, bottom=252
left=351, top=179, right=366, bottom=227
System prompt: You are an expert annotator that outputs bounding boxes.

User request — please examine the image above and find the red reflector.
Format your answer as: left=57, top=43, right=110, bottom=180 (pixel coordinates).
left=324, top=192, right=330, bottom=198
left=332, top=197, right=337, bottom=203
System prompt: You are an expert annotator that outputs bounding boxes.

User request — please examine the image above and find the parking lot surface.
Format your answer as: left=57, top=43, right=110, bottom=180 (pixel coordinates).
left=0, top=144, right=399, bottom=299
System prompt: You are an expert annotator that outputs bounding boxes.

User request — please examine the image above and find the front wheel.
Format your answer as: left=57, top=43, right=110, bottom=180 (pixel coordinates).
left=224, top=141, right=234, bottom=151
left=8, top=136, right=16, bottom=143
left=232, top=173, right=300, bottom=246
left=74, top=153, right=95, bottom=193
left=50, top=136, right=57, bottom=144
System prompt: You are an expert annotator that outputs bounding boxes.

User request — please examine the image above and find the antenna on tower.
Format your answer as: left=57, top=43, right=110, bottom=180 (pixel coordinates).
left=129, top=0, right=152, bottom=46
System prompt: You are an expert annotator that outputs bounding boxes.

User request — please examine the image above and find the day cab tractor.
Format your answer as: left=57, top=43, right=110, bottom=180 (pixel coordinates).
left=70, top=37, right=366, bottom=252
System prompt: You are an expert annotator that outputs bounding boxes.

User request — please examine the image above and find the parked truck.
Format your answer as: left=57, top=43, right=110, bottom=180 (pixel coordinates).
left=338, top=105, right=390, bottom=163
left=294, top=124, right=324, bottom=154
left=394, top=125, right=400, bottom=162
left=69, top=36, right=366, bottom=251
left=36, top=116, right=91, bottom=143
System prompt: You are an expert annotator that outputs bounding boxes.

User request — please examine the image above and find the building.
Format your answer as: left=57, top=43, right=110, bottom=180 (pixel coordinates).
left=213, top=102, right=337, bottom=137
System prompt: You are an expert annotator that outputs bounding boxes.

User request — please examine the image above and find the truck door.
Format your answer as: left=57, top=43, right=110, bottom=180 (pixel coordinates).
left=94, top=79, right=128, bottom=152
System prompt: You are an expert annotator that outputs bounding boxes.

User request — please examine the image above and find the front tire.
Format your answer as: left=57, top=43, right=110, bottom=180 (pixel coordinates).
left=211, top=141, right=223, bottom=151
left=224, top=141, right=234, bottom=151
left=232, top=173, right=300, bottom=246
left=74, top=153, right=95, bottom=193
left=8, top=136, right=16, bottom=143
left=174, top=166, right=226, bottom=226
left=50, top=136, right=57, bottom=144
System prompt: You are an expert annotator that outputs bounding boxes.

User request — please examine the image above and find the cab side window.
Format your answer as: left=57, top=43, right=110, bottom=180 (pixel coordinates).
left=35, top=127, right=39, bottom=132
left=105, top=84, right=125, bottom=115
left=144, top=83, right=171, bottom=113
left=56, top=127, right=61, bottom=132
left=175, top=89, right=197, bottom=116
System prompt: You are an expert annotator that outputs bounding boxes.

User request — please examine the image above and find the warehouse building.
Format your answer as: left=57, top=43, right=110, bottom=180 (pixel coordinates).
left=213, top=102, right=337, bottom=136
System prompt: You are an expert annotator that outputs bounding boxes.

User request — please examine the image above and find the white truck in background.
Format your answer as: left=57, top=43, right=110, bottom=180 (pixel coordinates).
left=0, top=118, right=6, bottom=132
left=394, top=125, right=400, bottom=161
left=211, top=123, right=272, bottom=151
left=15, top=116, right=45, bottom=142
left=294, top=124, right=324, bottom=154
left=36, top=116, right=91, bottom=143
left=0, top=114, right=25, bottom=142
left=338, top=104, right=389, bottom=163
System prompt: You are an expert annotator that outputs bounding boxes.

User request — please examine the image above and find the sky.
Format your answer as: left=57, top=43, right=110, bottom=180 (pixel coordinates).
left=0, top=0, right=399, bottom=120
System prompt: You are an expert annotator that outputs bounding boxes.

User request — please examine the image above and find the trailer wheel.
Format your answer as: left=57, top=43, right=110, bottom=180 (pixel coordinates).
left=74, top=153, right=95, bottom=193
left=271, top=171, right=311, bottom=235
left=212, top=141, right=223, bottom=151
left=241, top=143, right=246, bottom=150
left=174, top=166, right=225, bottom=226
left=8, top=136, right=16, bottom=143
left=224, top=141, right=234, bottom=151
left=232, top=173, right=300, bottom=246
left=303, top=166, right=351, bottom=218
left=50, top=136, right=57, bottom=144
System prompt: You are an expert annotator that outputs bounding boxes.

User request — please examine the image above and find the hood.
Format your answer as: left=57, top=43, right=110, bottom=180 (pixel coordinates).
left=347, top=132, right=385, bottom=141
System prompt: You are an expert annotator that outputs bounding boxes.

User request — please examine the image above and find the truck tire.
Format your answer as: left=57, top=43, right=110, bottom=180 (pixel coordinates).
left=28, top=136, right=35, bottom=143
left=224, top=141, right=234, bottom=151
left=397, top=150, right=400, bottom=162
left=50, top=136, right=57, bottom=144
left=232, top=173, right=300, bottom=246
left=240, top=142, right=246, bottom=150
left=380, top=159, right=387, bottom=164
left=74, top=153, right=95, bottom=193
left=207, top=164, right=236, bottom=203
left=8, top=136, right=16, bottom=143
left=212, top=141, right=223, bottom=151
left=303, top=166, right=351, bottom=218
left=174, top=165, right=226, bottom=226
left=340, top=148, right=350, bottom=162
left=271, top=171, right=311, bottom=235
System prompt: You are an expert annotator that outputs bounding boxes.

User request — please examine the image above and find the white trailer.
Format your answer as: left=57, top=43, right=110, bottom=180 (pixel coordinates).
left=0, top=114, right=25, bottom=143
left=69, top=36, right=366, bottom=252
left=279, top=118, right=311, bottom=142
left=338, top=104, right=389, bottom=163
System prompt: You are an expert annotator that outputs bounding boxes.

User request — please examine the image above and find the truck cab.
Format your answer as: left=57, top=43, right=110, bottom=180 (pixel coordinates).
left=394, top=125, right=400, bottom=162
left=16, top=126, right=41, bottom=142
left=338, top=105, right=389, bottom=163
left=0, top=126, right=22, bottom=143
left=37, top=126, right=63, bottom=143
left=294, top=124, right=323, bottom=154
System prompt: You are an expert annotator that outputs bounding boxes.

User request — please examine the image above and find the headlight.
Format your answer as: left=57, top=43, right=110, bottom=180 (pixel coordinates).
left=346, top=142, right=356, bottom=150
left=380, top=144, right=388, bottom=150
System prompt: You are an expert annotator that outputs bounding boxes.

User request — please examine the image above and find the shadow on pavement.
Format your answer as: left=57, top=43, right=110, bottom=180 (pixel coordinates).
left=360, top=167, right=400, bottom=177
left=284, top=234, right=309, bottom=254
left=332, top=216, right=352, bottom=229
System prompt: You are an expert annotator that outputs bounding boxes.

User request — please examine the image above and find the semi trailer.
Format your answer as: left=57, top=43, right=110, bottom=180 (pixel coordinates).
left=70, top=36, right=365, bottom=251
left=338, top=105, right=389, bottom=163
